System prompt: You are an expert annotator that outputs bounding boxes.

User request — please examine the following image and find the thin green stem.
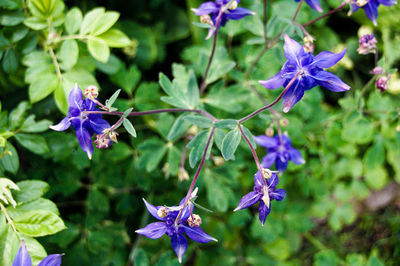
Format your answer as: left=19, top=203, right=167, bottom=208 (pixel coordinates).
left=357, top=76, right=376, bottom=112
left=263, top=0, right=268, bottom=41
left=48, top=47, right=63, bottom=81
left=238, top=73, right=299, bottom=123
left=0, top=202, right=17, bottom=233
left=175, top=127, right=215, bottom=224
left=292, top=0, right=304, bottom=22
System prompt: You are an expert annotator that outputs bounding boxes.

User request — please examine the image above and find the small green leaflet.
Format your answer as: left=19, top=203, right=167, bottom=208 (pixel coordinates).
left=123, top=118, right=136, bottom=138
left=105, top=89, right=120, bottom=111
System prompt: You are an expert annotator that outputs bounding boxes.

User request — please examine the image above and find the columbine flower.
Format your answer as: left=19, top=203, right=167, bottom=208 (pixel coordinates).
left=50, top=84, right=110, bottom=159
left=234, top=172, right=286, bottom=225
left=259, top=34, right=350, bottom=112
left=254, top=133, right=305, bottom=172
left=357, top=34, right=377, bottom=54
left=350, top=0, right=397, bottom=26
left=135, top=197, right=217, bottom=263
left=13, top=240, right=62, bottom=266
left=294, top=0, right=322, bottom=12
left=376, top=75, right=390, bottom=92
left=192, top=0, right=254, bottom=39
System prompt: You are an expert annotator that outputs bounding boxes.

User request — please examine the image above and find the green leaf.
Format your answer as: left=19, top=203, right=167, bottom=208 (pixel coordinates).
left=22, top=236, right=47, bottom=265
left=54, top=83, right=68, bottom=114
left=9, top=101, right=29, bottom=129
left=134, top=249, right=149, bottom=266
left=123, top=118, right=136, bottom=138
left=221, top=127, right=241, bottom=160
left=97, top=29, right=131, bottom=47
left=58, top=39, right=78, bottom=70
left=365, top=166, right=388, bottom=190
left=90, top=11, right=119, bottom=36
left=2, top=49, right=18, bottom=74
left=23, top=16, right=47, bottom=30
left=94, top=54, right=123, bottom=75
left=110, top=64, right=141, bottom=94
left=0, top=178, right=19, bottom=207
left=167, top=146, right=181, bottom=175
left=13, top=210, right=66, bottom=237
left=65, top=7, right=82, bottom=34
left=20, top=115, right=52, bottom=133
left=14, top=133, right=49, bottom=154
left=137, top=138, right=168, bottom=172
left=342, top=115, right=374, bottom=144
left=28, top=73, right=59, bottom=103
left=186, top=70, right=200, bottom=108
left=7, top=198, right=59, bottom=219
left=213, top=119, right=237, bottom=129
left=105, top=89, right=121, bottom=109
left=363, top=136, right=384, bottom=171
left=240, top=125, right=256, bottom=149
left=183, top=115, right=213, bottom=128
left=187, top=130, right=209, bottom=168
left=13, top=180, right=49, bottom=203
left=87, top=37, right=110, bottom=63
left=0, top=143, right=19, bottom=174
left=314, top=250, right=340, bottom=266
left=0, top=10, right=24, bottom=26
left=167, top=114, right=191, bottom=141
left=0, top=216, right=20, bottom=266
left=80, top=7, right=105, bottom=35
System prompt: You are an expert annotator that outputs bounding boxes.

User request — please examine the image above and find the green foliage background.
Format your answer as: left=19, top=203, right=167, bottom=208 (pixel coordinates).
left=0, top=0, right=400, bottom=265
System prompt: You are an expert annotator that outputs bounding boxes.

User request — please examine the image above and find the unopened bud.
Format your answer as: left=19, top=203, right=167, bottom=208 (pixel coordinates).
left=187, top=125, right=198, bottom=136
left=356, top=0, right=368, bottom=7
left=178, top=168, right=190, bottom=181
left=279, top=118, right=289, bottom=127
left=357, top=34, right=377, bottom=55
left=157, top=207, right=169, bottom=218
left=162, top=163, right=169, bottom=175
left=228, top=0, right=238, bottom=10
left=109, top=131, right=118, bottom=143
left=188, top=214, right=202, bottom=227
left=376, top=75, right=390, bottom=92
left=84, top=85, right=99, bottom=99
left=94, top=135, right=111, bottom=149
left=303, top=42, right=315, bottom=53
left=262, top=168, right=272, bottom=179
left=265, top=127, right=274, bottom=136
left=370, top=66, right=383, bottom=75
left=213, top=156, right=225, bottom=166
left=200, top=14, right=213, bottom=26
left=396, top=124, right=400, bottom=132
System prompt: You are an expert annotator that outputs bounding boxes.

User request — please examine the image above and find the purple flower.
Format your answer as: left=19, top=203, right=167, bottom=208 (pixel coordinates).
left=254, top=133, right=305, bottom=172
left=376, top=75, right=390, bottom=92
left=135, top=197, right=217, bottom=263
left=295, top=0, right=322, bottom=12
left=50, top=84, right=110, bottom=159
left=192, top=0, right=254, bottom=39
left=350, top=0, right=397, bottom=25
left=234, top=172, right=286, bottom=225
left=13, top=240, right=62, bottom=266
left=259, top=35, right=350, bottom=112
left=357, top=34, right=377, bottom=54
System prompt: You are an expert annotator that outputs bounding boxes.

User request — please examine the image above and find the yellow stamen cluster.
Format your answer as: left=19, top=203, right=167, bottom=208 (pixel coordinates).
left=188, top=214, right=202, bottom=227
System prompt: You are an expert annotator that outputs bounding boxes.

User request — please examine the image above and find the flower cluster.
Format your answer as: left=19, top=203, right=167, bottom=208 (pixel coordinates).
left=192, top=0, right=254, bottom=39
left=13, top=241, right=62, bottom=266
left=135, top=195, right=217, bottom=263
left=350, top=0, right=397, bottom=25
left=234, top=171, right=286, bottom=225
left=255, top=133, right=305, bottom=172
left=50, top=84, right=110, bottom=159
left=357, top=34, right=377, bottom=55
left=259, top=34, right=350, bottom=112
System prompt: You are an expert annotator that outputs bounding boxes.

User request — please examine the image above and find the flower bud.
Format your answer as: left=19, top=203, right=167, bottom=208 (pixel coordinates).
left=94, top=135, right=111, bottom=149
left=376, top=75, right=390, bottom=92
left=109, top=131, right=118, bottom=143
left=84, top=85, right=99, bottom=99
left=200, top=14, right=213, bottom=26
left=262, top=168, right=272, bottom=179
left=396, top=124, right=400, bottom=132
left=157, top=207, right=169, bottom=218
left=187, top=125, right=198, bottom=136
left=370, top=66, right=383, bottom=75
left=303, top=36, right=315, bottom=53
left=188, top=214, right=202, bottom=227
left=357, top=34, right=377, bottom=55
left=212, top=156, right=224, bottom=166
left=279, top=118, right=289, bottom=127
left=178, top=168, right=190, bottom=181
left=228, top=0, right=238, bottom=10
left=265, top=127, right=274, bottom=136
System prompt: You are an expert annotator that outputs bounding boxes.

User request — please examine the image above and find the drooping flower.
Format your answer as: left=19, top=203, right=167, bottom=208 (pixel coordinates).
left=234, top=172, right=286, bottom=225
left=294, top=0, right=322, bottom=12
left=13, top=240, right=62, bottom=266
left=192, top=0, right=254, bottom=39
left=376, top=75, right=390, bottom=92
left=50, top=84, right=110, bottom=159
left=350, top=0, right=397, bottom=26
left=357, top=34, right=377, bottom=54
left=259, top=35, right=350, bottom=112
left=254, top=133, right=305, bottom=172
left=135, top=196, right=217, bottom=263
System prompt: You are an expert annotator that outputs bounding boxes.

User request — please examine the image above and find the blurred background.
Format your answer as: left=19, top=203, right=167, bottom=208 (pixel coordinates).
left=1, top=0, right=400, bottom=265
